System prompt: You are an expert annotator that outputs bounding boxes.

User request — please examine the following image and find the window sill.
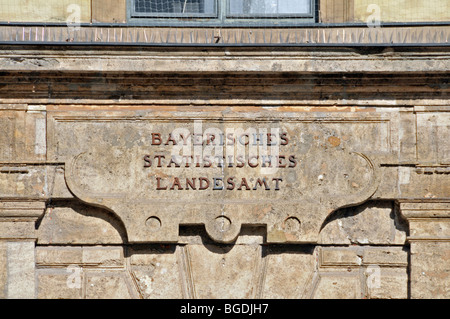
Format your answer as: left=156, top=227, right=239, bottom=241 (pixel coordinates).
left=0, top=24, right=448, bottom=46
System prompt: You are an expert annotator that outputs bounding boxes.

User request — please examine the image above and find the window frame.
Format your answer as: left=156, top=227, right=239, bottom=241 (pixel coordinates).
left=132, top=0, right=218, bottom=18
left=127, top=0, right=317, bottom=26
left=226, top=0, right=314, bottom=19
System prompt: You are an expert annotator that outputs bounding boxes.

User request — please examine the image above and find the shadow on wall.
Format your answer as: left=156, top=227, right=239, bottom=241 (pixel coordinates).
left=35, top=199, right=407, bottom=247
left=36, top=199, right=128, bottom=245
left=319, top=200, right=408, bottom=245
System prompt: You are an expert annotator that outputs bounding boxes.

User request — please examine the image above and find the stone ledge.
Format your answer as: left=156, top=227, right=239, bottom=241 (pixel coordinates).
left=319, top=247, right=408, bottom=268
left=0, top=46, right=449, bottom=74
left=399, top=201, right=450, bottom=242
left=0, top=201, right=46, bottom=239
left=0, top=25, right=448, bottom=46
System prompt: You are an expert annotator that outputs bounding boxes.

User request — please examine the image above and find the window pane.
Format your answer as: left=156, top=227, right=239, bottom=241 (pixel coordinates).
left=134, top=0, right=215, bottom=14
left=229, top=0, right=311, bottom=15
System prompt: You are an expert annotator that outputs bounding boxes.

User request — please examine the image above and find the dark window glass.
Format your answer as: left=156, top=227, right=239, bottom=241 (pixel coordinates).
left=134, top=0, right=215, bottom=14
left=229, top=0, right=311, bottom=16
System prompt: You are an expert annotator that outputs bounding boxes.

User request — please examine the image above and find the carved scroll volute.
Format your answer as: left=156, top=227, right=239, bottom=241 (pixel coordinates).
left=319, top=152, right=380, bottom=210
left=64, top=152, right=122, bottom=210
left=265, top=150, right=380, bottom=243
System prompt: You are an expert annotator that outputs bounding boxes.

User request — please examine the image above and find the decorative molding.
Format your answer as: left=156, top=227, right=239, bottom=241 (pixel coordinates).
left=414, top=166, right=450, bottom=175
left=399, top=201, right=450, bottom=242
left=0, top=25, right=448, bottom=46
left=0, top=201, right=46, bottom=220
left=0, top=201, right=46, bottom=239
left=57, top=116, right=380, bottom=244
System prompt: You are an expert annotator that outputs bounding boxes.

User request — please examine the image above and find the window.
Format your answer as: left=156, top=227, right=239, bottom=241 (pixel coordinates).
left=129, top=0, right=316, bottom=25
left=134, top=0, right=216, bottom=16
left=229, top=0, right=311, bottom=17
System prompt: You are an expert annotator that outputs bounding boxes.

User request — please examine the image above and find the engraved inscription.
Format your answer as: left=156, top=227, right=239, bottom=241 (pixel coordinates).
left=53, top=114, right=380, bottom=243
left=143, top=130, right=296, bottom=191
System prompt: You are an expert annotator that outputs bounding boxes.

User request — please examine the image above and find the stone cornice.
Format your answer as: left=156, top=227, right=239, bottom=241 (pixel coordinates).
left=0, top=201, right=46, bottom=240
left=399, top=201, right=450, bottom=242
left=0, top=25, right=448, bottom=46
left=0, top=46, right=448, bottom=104
left=0, top=45, right=449, bottom=74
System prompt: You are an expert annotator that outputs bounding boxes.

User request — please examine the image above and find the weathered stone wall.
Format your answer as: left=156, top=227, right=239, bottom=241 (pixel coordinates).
left=353, top=0, right=450, bottom=23
left=0, top=46, right=449, bottom=299
left=2, top=0, right=449, bottom=24
left=33, top=201, right=410, bottom=299
left=0, top=0, right=92, bottom=23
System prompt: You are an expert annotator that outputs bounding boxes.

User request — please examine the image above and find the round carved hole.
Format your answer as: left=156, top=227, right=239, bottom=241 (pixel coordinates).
left=146, top=216, right=161, bottom=232
left=215, top=216, right=232, bottom=233
left=283, top=217, right=301, bottom=233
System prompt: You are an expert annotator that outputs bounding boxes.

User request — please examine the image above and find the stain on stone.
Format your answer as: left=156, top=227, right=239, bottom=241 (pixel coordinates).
left=327, top=136, right=341, bottom=147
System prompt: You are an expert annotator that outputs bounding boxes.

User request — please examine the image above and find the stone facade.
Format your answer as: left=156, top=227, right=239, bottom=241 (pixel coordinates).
left=0, top=45, right=448, bottom=299
left=0, top=1, right=449, bottom=300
